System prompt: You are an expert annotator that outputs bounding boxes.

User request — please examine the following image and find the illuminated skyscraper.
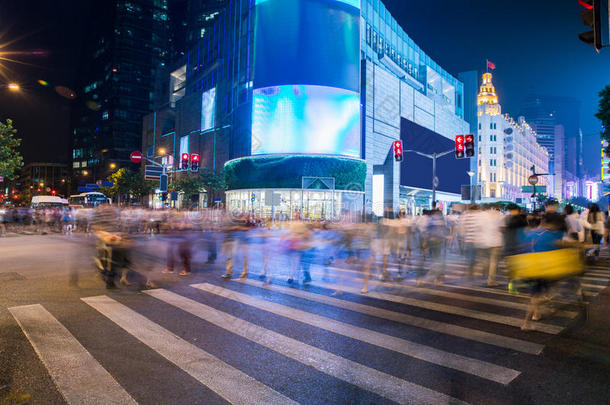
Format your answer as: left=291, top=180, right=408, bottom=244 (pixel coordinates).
left=72, top=0, right=170, bottom=184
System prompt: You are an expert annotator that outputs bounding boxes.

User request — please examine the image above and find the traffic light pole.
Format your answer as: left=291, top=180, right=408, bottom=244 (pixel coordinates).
left=404, top=148, right=454, bottom=209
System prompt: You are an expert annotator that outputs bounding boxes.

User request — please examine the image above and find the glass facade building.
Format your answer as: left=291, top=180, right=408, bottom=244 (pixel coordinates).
left=143, top=0, right=471, bottom=217
left=72, top=0, right=170, bottom=185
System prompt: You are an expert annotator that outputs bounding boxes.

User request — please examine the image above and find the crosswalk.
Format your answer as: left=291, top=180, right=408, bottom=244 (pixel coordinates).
left=8, top=265, right=602, bottom=405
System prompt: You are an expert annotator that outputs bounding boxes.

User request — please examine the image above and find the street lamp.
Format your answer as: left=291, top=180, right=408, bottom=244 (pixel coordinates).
left=467, top=171, right=475, bottom=203
left=109, top=163, right=117, bottom=169
left=158, top=148, right=166, bottom=156
left=7, top=83, right=20, bottom=92
left=82, top=170, right=89, bottom=176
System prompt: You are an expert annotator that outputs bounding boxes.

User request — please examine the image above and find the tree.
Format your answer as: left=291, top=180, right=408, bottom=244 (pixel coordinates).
left=596, top=85, right=610, bottom=154
left=172, top=174, right=203, bottom=205
left=0, top=119, right=24, bottom=180
left=199, top=168, right=227, bottom=206
left=99, top=168, right=154, bottom=205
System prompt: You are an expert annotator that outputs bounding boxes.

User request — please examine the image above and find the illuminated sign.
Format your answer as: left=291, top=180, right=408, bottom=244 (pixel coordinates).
left=251, top=85, right=360, bottom=157
left=201, top=88, right=216, bottom=132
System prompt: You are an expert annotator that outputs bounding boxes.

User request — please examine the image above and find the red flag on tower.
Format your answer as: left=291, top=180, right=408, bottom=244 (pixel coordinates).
left=487, top=60, right=496, bottom=70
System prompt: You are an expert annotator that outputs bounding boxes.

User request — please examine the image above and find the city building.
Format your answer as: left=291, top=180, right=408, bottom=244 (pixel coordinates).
left=143, top=0, right=471, bottom=217
left=18, top=163, right=70, bottom=201
left=476, top=73, right=549, bottom=204
left=72, top=0, right=171, bottom=188
left=520, top=94, right=583, bottom=199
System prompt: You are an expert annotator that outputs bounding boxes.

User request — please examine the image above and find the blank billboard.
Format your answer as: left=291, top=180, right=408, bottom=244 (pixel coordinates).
left=251, top=85, right=360, bottom=157
left=254, top=0, right=360, bottom=92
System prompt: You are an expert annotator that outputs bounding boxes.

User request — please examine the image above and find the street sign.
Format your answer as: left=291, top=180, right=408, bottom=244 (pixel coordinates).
left=170, top=192, right=178, bottom=201
left=86, top=183, right=100, bottom=190
left=100, top=181, right=113, bottom=187
left=144, top=165, right=163, bottom=179
left=433, top=176, right=439, bottom=188
left=528, top=175, right=539, bottom=185
left=77, top=186, right=95, bottom=193
left=130, top=151, right=143, bottom=164
left=521, top=185, right=546, bottom=193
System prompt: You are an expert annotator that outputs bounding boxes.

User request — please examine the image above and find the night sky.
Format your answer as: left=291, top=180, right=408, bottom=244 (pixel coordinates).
left=383, top=0, right=610, bottom=175
left=0, top=0, right=608, bottom=175
left=0, top=0, right=90, bottom=165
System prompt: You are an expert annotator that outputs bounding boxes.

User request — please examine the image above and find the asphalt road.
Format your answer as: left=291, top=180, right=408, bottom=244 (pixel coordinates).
left=1, top=234, right=610, bottom=405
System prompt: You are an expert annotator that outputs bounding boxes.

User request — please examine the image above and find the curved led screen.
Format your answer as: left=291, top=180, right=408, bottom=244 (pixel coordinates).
left=256, top=0, right=360, bottom=8
left=252, top=85, right=361, bottom=157
left=254, top=0, right=360, bottom=92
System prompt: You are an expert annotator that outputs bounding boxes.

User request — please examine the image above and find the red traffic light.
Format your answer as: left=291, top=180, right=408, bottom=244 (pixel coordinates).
left=455, top=135, right=465, bottom=158
left=51, top=190, right=56, bottom=195
left=393, top=140, right=403, bottom=162
left=181, top=153, right=190, bottom=170
left=190, top=153, right=200, bottom=172
left=13, top=194, right=18, bottom=199
left=464, top=134, right=475, bottom=158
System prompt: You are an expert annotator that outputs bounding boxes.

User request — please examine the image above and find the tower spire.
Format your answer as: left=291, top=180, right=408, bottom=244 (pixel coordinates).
left=477, top=72, right=501, bottom=116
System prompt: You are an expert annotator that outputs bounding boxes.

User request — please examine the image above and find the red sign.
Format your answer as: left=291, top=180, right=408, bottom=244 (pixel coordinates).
left=130, top=151, right=143, bottom=164
left=528, top=175, right=539, bottom=185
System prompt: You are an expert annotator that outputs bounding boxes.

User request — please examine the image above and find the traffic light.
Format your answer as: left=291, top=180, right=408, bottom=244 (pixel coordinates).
left=51, top=189, right=56, bottom=195
left=393, top=140, right=403, bottom=162
left=190, top=153, right=200, bottom=172
left=251, top=193, right=255, bottom=203
left=160, top=174, right=168, bottom=193
left=455, top=135, right=465, bottom=158
left=578, top=0, right=610, bottom=51
left=181, top=153, right=189, bottom=170
left=464, top=134, right=475, bottom=157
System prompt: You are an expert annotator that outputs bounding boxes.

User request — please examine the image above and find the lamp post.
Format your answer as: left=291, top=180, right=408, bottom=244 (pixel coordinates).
left=467, top=171, right=475, bottom=203
left=404, top=148, right=454, bottom=209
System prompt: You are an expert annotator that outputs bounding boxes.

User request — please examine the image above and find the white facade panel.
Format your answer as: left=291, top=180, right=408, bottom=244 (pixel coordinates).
left=400, top=81, right=414, bottom=121
left=413, top=90, right=434, bottom=115
left=414, top=107, right=435, bottom=131
left=374, top=65, right=400, bottom=128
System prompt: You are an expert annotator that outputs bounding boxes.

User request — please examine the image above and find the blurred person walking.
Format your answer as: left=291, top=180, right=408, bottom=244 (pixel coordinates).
left=459, top=205, right=482, bottom=279
left=587, top=204, right=605, bottom=257
left=478, top=207, right=504, bottom=286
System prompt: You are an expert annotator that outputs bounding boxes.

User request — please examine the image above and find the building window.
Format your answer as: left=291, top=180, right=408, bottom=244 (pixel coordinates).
left=73, top=162, right=80, bottom=168
left=490, top=123, right=493, bottom=129
left=479, top=135, right=481, bottom=142
left=478, top=123, right=481, bottom=130
left=102, top=111, right=109, bottom=120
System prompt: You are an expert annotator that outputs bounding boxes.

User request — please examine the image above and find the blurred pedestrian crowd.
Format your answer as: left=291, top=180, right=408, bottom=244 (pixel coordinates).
left=4, top=201, right=606, bottom=329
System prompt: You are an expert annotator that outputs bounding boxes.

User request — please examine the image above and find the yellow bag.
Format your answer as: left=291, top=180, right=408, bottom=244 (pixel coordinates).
left=506, top=248, right=584, bottom=281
